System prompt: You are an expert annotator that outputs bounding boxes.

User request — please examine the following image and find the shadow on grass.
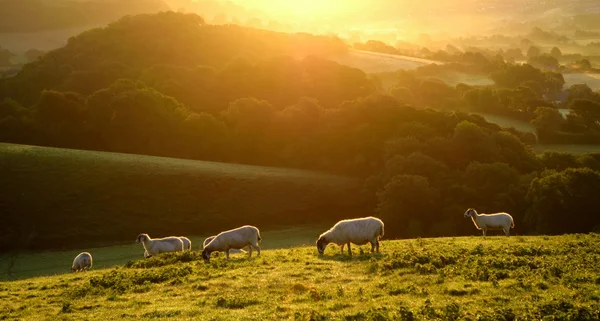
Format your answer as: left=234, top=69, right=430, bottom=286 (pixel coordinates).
left=317, top=252, right=386, bottom=262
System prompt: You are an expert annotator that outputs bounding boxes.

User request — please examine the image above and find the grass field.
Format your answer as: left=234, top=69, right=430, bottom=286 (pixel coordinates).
left=0, top=225, right=328, bottom=281
left=564, top=73, right=600, bottom=91
left=331, top=50, right=435, bottom=74
left=0, top=143, right=364, bottom=251
left=1, top=234, right=599, bottom=320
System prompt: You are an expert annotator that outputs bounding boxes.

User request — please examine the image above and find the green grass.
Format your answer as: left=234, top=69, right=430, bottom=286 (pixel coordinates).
left=0, top=143, right=364, bottom=251
left=1, top=234, right=599, bottom=320
left=0, top=225, right=328, bottom=281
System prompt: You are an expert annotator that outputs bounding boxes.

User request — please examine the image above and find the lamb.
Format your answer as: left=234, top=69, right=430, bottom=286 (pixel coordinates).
left=136, top=233, right=184, bottom=258
left=316, top=217, right=384, bottom=256
left=179, top=236, right=192, bottom=251
left=202, top=225, right=261, bottom=262
left=203, top=235, right=247, bottom=254
left=463, top=208, right=515, bottom=237
left=71, top=252, right=93, bottom=272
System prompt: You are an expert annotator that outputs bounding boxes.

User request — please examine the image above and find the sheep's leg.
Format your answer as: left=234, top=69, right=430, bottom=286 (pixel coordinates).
left=482, top=229, right=487, bottom=237
left=226, top=250, right=230, bottom=260
left=340, top=244, right=345, bottom=254
left=251, top=243, right=261, bottom=256
left=504, top=228, right=510, bottom=237
left=376, top=240, right=380, bottom=253
left=370, top=241, right=375, bottom=253
left=248, top=244, right=253, bottom=258
left=347, top=243, right=352, bottom=256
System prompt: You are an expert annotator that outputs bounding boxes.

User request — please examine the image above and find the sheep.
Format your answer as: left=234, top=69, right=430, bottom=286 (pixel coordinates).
left=179, top=236, right=192, bottom=251
left=136, top=233, right=184, bottom=258
left=203, top=235, right=247, bottom=254
left=202, top=225, right=261, bottom=262
left=463, top=208, right=515, bottom=237
left=71, top=252, right=93, bottom=272
left=316, top=217, right=384, bottom=256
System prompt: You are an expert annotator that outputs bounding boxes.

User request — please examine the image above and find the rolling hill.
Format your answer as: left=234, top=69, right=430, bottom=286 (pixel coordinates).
left=0, top=142, right=365, bottom=252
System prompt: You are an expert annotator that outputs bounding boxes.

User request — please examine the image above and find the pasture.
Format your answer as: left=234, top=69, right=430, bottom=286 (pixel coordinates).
left=1, top=234, right=598, bottom=320
left=0, top=225, right=327, bottom=281
left=0, top=143, right=365, bottom=251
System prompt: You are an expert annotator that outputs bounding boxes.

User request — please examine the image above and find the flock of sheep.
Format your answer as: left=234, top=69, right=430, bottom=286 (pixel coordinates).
left=71, top=208, right=515, bottom=272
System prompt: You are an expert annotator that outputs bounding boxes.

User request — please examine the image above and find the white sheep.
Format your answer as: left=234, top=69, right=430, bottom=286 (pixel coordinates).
left=202, top=225, right=261, bottom=262
left=203, top=235, right=248, bottom=254
left=136, top=233, right=184, bottom=258
left=179, top=236, right=192, bottom=251
left=71, top=252, right=93, bottom=272
left=316, top=217, right=385, bottom=256
left=464, top=208, right=515, bottom=237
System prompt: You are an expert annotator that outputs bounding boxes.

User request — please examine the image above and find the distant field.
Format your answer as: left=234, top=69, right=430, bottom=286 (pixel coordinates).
left=2, top=234, right=599, bottom=320
left=331, top=50, right=434, bottom=74
left=472, top=112, right=537, bottom=134
left=470, top=112, right=600, bottom=154
left=0, top=143, right=364, bottom=252
left=563, top=72, right=600, bottom=91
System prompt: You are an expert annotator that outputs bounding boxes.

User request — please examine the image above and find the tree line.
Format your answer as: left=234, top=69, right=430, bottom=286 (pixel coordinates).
left=2, top=12, right=600, bottom=238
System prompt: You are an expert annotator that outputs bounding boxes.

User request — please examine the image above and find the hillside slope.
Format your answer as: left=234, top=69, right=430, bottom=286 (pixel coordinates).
left=1, top=235, right=599, bottom=320
left=0, top=143, right=364, bottom=251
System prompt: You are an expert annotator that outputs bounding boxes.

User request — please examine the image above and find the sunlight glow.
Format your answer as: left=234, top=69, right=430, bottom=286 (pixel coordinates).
left=232, top=0, right=357, bottom=19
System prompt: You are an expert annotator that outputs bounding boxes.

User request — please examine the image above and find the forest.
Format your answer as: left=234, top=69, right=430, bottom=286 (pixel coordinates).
left=2, top=12, right=600, bottom=244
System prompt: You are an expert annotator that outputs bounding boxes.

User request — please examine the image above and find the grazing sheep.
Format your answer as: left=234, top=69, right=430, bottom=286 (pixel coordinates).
left=202, top=225, right=261, bottom=262
left=179, top=236, right=192, bottom=251
left=71, top=252, right=93, bottom=272
left=316, top=217, right=384, bottom=256
left=464, top=208, right=515, bottom=237
left=136, top=233, right=184, bottom=258
left=203, top=235, right=247, bottom=254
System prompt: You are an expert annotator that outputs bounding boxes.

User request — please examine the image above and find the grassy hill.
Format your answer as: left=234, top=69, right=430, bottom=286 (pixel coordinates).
left=0, top=225, right=328, bottom=281
left=0, top=143, right=365, bottom=251
left=1, top=234, right=599, bottom=320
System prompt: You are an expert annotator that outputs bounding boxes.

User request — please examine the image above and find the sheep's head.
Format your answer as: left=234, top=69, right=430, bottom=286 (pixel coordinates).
left=316, top=236, right=329, bottom=255
left=201, top=249, right=211, bottom=262
left=464, top=208, right=476, bottom=218
left=202, top=236, right=216, bottom=249
left=136, top=233, right=149, bottom=244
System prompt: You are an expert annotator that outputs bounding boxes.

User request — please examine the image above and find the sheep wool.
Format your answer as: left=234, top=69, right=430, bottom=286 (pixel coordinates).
left=72, top=252, right=93, bottom=272
left=202, top=225, right=261, bottom=262
left=317, top=216, right=385, bottom=256
left=136, top=233, right=184, bottom=258
left=179, top=236, right=192, bottom=251
left=464, top=208, right=515, bottom=237
left=203, top=235, right=247, bottom=253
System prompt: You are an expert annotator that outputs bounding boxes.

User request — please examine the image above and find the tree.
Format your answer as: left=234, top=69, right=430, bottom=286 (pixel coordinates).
left=550, top=46, right=562, bottom=59
left=389, top=86, right=414, bottom=104
left=34, top=90, right=88, bottom=147
left=568, top=99, right=600, bottom=130
left=86, top=79, right=189, bottom=155
left=0, top=47, right=14, bottom=66
left=530, top=107, right=565, bottom=132
left=24, top=48, right=45, bottom=62
left=377, top=174, right=440, bottom=237
left=526, top=168, right=600, bottom=234
left=526, top=45, right=541, bottom=58
left=538, top=151, right=578, bottom=171
left=528, top=54, right=559, bottom=71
